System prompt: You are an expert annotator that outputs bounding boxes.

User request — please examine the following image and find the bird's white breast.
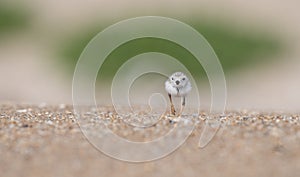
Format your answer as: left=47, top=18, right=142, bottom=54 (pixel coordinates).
left=165, top=80, right=192, bottom=97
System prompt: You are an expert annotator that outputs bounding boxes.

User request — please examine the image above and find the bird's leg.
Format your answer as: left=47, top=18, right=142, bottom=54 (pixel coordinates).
left=178, top=96, right=185, bottom=117
left=168, top=94, right=176, bottom=115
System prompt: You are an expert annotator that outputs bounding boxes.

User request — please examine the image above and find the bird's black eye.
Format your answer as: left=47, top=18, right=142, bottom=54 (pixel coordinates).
left=171, top=77, right=174, bottom=80
left=182, top=77, right=186, bottom=81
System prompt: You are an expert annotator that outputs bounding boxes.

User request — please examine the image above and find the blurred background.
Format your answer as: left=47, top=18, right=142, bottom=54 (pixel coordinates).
left=0, top=0, right=299, bottom=111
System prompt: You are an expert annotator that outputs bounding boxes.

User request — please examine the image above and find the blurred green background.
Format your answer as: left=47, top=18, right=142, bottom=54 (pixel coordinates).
left=59, top=20, right=282, bottom=80
left=0, top=5, right=30, bottom=34
left=0, top=0, right=299, bottom=110
left=0, top=3, right=283, bottom=76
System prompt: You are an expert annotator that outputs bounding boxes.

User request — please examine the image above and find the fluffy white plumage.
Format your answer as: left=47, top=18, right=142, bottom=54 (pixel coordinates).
left=165, top=72, right=192, bottom=97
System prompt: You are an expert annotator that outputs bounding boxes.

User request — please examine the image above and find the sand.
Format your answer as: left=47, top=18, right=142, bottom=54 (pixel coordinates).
left=1, top=104, right=300, bottom=177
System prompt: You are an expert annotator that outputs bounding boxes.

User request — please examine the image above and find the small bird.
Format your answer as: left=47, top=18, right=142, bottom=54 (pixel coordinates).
left=165, top=72, right=192, bottom=116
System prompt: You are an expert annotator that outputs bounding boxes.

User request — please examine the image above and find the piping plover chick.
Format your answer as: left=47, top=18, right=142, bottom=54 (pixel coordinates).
left=165, top=72, right=192, bottom=116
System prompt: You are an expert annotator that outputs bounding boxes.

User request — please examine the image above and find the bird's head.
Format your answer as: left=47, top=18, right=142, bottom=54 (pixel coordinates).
left=169, top=72, right=189, bottom=88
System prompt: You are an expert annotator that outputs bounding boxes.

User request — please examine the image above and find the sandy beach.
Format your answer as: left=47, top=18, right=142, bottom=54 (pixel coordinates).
left=1, top=104, right=300, bottom=177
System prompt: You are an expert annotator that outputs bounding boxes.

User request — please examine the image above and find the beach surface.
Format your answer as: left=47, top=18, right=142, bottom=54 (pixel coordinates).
left=1, top=104, right=300, bottom=177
